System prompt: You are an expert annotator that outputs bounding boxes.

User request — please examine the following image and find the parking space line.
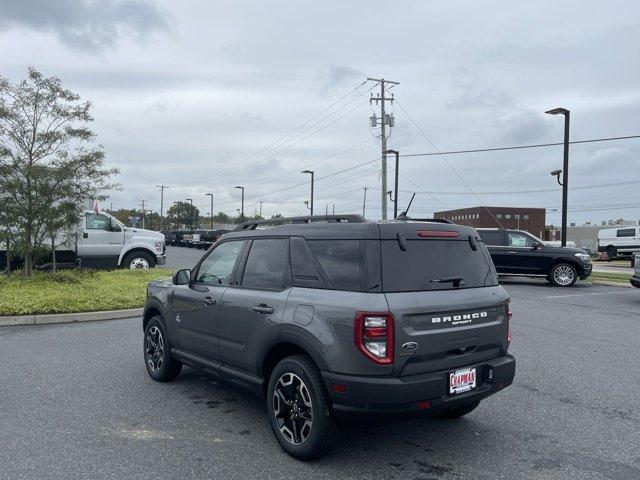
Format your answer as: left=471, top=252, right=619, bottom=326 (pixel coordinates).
left=545, top=290, right=637, bottom=299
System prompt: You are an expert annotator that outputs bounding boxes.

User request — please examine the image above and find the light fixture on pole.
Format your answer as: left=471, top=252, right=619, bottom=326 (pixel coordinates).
left=545, top=107, right=570, bottom=247
left=301, top=170, right=314, bottom=216
left=234, top=186, right=244, bottom=223
left=205, top=193, right=214, bottom=229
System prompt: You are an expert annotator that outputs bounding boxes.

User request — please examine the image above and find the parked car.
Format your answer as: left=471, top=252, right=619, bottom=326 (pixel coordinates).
left=142, top=215, right=515, bottom=460
left=194, top=229, right=230, bottom=249
left=631, top=254, right=640, bottom=288
left=1, top=210, right=165, bottom=270
left=597, top=226, right=640, bottom=265
left=477, top=228, right=592, bottom=287
left=161, top=230, right=178, bottom=246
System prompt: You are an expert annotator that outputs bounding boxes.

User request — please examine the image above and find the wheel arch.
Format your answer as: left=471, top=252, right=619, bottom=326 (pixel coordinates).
left=119, top=247, right=156, bottom=267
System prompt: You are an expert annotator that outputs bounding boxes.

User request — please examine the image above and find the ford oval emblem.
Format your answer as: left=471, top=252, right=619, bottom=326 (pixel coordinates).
left=402, top=341, right=419, bottom=351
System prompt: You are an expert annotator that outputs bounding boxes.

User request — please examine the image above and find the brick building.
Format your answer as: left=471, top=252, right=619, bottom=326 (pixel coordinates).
left=433, top=206, right=546, bottom=238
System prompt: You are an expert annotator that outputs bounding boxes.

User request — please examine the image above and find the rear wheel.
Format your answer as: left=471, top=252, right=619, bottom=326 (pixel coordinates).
left=266, top=355, right=338, bottom=460
left=439, top=400, right=481, bottom=419
left=549, top=263, right=577, bottom=287
left=606, top=246, right=617, bottom=261
left=144, top=317, right=182, bottom=382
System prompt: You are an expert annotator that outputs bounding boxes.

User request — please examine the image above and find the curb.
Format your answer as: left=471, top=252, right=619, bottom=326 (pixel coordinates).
left=0, top=308, right=144, bottom=327
left=591, top=281, right=633, bottom=288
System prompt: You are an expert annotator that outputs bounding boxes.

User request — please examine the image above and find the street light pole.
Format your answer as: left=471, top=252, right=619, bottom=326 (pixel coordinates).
left=206, top=193, right=213, bottom=229
left=156, top=185, right=168, bottom=230
left=235, top=186, right=244, bottom=223
left=385, top=149, right=399, bottom=218
left=185, top=198, right=193, bottom=230
left=545, top=107, right=570, bottom=246
left=301, top=170, right=314, bottom=215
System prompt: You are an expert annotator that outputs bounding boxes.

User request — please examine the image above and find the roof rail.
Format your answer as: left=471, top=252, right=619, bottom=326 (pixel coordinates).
left=391, top=217, right=454, bottom=224
left=233, top=214, right=367, bottom=231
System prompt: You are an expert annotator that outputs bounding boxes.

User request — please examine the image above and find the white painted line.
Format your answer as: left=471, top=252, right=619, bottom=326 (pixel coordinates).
left=545, top=290, right=638, bottom=299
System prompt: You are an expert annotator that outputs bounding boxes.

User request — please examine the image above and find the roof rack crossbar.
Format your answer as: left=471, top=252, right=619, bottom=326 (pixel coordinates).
left=233, top=214, right=366, bottom=231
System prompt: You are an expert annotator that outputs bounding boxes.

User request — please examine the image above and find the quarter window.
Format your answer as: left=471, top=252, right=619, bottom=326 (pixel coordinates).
left=241, top=239, right=289, bottom=289
left=308, top=240, right=360, bottom=291
left=196, top=240, right=245, bottom=285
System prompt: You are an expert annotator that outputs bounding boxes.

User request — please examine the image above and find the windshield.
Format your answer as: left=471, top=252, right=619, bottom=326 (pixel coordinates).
left=380, top=239, right=498, bottom=292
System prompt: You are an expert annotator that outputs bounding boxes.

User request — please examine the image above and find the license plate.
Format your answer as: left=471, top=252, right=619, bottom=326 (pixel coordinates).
left=449, top=367, right=476, bottom=395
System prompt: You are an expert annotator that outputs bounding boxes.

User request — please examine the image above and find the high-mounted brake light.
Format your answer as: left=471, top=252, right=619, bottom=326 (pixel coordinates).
left=354, top=312, right=394, bottom=365
left=417, top=230, right=459, bottom=238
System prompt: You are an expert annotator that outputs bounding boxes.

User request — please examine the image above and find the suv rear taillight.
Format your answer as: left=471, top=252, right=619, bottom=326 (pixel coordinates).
left=507, top=301, right=513, bottom=342
left=354, top=312, right=394, bottom=365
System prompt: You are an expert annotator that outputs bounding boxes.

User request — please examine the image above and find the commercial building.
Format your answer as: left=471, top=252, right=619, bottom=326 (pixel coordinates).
left=434, top=206, right=546, bottom=238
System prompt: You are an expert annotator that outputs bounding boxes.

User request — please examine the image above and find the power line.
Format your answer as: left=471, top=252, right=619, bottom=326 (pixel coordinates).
left=399, top=134, right=640, bottom=158
left=395, top=99, right=505, bottom=228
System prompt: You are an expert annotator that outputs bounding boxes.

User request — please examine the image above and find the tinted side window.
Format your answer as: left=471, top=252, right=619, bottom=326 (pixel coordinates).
left=478, top=230, right=503, bottom=246
left=617, top=228, right=636, bottom=237
left=308, top=240, right=360, bottom=291
left=241, top=239, right=289, bottom=290
left=196, top=240, right=245, bottom=285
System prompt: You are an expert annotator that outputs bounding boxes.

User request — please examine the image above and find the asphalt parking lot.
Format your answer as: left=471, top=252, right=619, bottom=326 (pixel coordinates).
left=1, top=267, right=639, bottom=479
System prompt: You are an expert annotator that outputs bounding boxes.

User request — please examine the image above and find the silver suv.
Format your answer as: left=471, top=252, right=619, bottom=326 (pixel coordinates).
left=142, top=215, right=516, bottom=460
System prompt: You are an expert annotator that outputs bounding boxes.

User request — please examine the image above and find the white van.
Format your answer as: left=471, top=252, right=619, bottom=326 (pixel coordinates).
left=597, top=226, right=640, bottom=263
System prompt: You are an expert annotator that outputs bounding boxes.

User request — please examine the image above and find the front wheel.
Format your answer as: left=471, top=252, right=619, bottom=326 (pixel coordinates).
left=123, top=251, right=156, bottom=269
left=144, top=317, right=182, bottom=382
left=549, top=263, right=577, bottom=287
left=267, top=355, right=338, bottom=460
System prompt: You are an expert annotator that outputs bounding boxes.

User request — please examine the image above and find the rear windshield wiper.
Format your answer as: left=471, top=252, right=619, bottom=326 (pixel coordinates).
left=430, top=276, right=465, bottom=287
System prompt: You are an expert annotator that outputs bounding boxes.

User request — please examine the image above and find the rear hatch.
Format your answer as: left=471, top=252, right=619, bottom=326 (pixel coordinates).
left=378, top=223, right=510, bottom=377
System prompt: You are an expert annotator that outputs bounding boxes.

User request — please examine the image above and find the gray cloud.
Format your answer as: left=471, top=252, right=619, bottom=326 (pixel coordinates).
left=0, top=0, right=169, bottom=52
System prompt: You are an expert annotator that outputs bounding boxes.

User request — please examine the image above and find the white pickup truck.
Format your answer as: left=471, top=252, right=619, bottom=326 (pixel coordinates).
left=1, top=210, right=166, bottom=270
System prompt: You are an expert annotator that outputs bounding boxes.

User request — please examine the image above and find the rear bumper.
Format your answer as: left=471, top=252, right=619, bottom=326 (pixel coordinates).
left=631, top=275, right=640, bottom=288
left=322, top=355, right=515, bottom=416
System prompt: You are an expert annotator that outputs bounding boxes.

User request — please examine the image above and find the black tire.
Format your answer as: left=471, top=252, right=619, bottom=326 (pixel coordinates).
left=549, top=262, right=578, bottom=287
left=123, top=251, right=156, bottom=269
left=606, top=246, right=617, bottom=262
left=438, top=400, right=481, bottom=419
left=266, top=355, right=338, bottom=460
left=144, top=316, right=182, bottom=382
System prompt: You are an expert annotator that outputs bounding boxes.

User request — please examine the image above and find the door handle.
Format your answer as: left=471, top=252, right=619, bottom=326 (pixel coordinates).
left=83, top=232, right=88, bottom=239
left=507, top=251, right=518, bottom=254
left=252, top=304, right=274, bottom=314
left=203, top=296, right=216, bottom=306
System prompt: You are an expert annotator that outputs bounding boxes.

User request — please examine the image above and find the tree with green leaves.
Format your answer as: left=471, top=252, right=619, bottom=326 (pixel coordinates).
left=0, top=68, right=119, bottom=276
left=167, top=201, right=199, bottom=229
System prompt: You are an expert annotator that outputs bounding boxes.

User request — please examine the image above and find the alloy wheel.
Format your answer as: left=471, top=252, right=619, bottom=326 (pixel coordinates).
left=553, top=265, right=575, bottom=286
left=272, top=372, right=313, bottom=445
left=145, top=326, right=164, bottom=372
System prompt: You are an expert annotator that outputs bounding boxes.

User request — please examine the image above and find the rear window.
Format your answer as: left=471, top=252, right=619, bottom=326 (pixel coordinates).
left=381, top=239, right=497, bottom=292
left=308, top=240, right=360, bottom=291
left=478, top=230, right=503, bottom=246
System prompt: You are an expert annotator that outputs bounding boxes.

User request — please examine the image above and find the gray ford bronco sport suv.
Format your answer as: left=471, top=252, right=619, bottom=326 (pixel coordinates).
left=142, top=215, right=515, bottom=460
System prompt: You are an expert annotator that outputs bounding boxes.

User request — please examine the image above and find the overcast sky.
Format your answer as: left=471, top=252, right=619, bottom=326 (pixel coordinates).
left=1, top=0, right=639, bottom=225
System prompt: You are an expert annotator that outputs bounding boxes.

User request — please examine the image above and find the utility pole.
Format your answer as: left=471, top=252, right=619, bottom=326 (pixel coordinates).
left=259, top=201, right=263, bottom=217
left=368, top=77, right=399, bottom=220
left=185, top=198, right=193, bottom=229
left=206, top=193, right=214, bottom=229
left=235, top=186, right=245, bottom=223
left=332, top=204, right=335, bottom=215
left=140, top=199, right=146, bottom=229
left=156, top=185, right=168, bottom=230
left=325, top=204, right=328, bottom=215
left=362, top=186, right=368, bottom=218
left=301, top=170, right=314, bottom=215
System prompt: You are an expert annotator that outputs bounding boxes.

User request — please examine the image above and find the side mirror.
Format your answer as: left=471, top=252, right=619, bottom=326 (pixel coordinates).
left=531, top=242, right=540, bottom=249
left=108, top=219, right=122, bottom=232
left=173, top=268, right=192, bottom=285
